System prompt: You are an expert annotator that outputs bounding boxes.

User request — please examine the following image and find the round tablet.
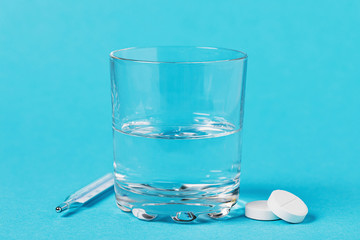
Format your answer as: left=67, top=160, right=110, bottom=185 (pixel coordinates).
left=267, top=190, right=308, bottom=223
left=245, top=200, right=280, bottom=221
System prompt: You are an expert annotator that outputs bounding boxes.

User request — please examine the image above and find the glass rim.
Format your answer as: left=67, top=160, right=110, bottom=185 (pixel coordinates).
left=110, top=46, right=248, bottom=64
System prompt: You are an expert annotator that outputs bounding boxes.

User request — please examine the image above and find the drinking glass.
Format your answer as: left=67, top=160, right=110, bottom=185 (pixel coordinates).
left=110, top=46, right=247, bottom=222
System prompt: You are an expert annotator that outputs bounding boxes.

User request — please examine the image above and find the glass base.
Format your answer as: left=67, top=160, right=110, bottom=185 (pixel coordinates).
left=115, top=180, right=239, bottom=223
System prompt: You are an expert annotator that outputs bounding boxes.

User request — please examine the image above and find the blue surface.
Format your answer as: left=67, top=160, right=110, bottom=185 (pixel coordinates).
left=0, top=0, right=359, bottom=239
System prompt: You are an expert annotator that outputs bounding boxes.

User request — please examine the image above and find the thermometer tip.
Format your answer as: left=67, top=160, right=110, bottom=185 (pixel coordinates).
left=55, top=203, right=68, bottom=213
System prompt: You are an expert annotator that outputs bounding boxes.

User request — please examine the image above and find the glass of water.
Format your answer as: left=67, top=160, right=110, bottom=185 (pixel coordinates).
left=110, top=46, right=247, bottom=222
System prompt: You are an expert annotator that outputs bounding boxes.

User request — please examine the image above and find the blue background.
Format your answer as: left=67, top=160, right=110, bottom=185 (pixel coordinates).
left=1, top=0, right=359, bottom=239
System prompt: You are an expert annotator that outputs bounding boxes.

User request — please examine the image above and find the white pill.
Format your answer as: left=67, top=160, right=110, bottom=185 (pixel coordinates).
left=267, top=190, right=308, bottom=223
left=245, top=200, right=280, bottom=221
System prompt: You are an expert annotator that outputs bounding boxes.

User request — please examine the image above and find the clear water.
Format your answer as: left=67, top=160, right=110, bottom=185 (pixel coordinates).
left=113, top=117, right=242, bottom=222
